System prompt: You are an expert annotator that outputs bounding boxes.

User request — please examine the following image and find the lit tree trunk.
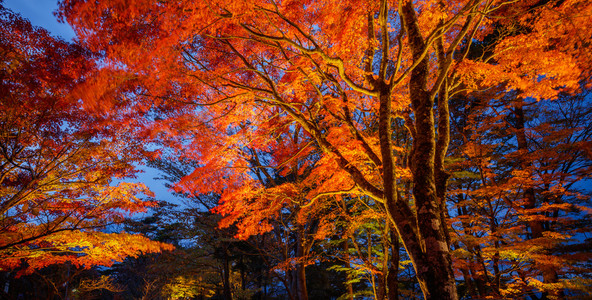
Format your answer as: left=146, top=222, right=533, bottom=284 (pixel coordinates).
left=381, top=1, right=458, bottom=299
left=377, top=273, right=386, bottom=300
left=377, top=224, right=391, bottom=300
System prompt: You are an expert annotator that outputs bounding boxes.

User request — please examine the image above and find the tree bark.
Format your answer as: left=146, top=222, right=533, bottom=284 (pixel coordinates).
left=394, top=1, right=458, bottom=299
left=388, top=229, right=400, bottom=300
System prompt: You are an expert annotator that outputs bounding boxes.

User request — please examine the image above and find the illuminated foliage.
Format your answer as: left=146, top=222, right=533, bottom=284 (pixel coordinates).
left=19, top=0, right=590, bottom=298
left=448, top=89, right=592, bottom=298
left=0, top=5, right=172, bottom=276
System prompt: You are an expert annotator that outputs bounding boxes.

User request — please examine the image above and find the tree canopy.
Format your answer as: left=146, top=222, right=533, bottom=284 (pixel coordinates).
left=0, top=4, right=172, bottom=277
left=1, top=0, right=591, bottom=299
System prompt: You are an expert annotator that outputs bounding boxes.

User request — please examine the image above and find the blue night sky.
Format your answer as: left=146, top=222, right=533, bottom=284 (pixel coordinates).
left=3, top=0, right=75, bottom=40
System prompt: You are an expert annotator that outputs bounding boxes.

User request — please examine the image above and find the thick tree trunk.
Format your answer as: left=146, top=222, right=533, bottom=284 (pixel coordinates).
left=295, top=264, right=307, bottom=300
left=380, top=84, right=458, bottom=300
left=377, top=272, right=386, bottom=300
left=395, top=1, right=458, bottom=299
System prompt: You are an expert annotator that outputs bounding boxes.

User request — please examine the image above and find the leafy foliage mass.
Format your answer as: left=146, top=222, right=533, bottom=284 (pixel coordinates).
left=1, top=0, right=592, bottom=299
left=0, top=3, right=172, bottom=279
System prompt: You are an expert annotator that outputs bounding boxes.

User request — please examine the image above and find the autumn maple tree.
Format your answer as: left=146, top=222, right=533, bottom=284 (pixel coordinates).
left=57, top=0, right=592, bottom=299
left=0, top=5, right=172, bottom=276
left=446, top=86, right=592, bottom=298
